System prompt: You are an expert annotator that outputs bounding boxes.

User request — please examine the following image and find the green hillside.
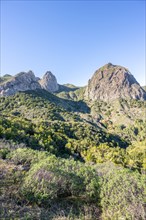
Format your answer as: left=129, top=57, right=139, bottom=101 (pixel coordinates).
left=0, top=89, right=145, bottom=219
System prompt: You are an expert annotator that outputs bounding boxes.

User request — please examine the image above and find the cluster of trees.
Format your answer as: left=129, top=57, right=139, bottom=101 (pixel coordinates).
left=86, top=142, right=146, bottom=172
left=113, top=119, right=146, bottom=143
left=0, top=116, right=145, bottom=172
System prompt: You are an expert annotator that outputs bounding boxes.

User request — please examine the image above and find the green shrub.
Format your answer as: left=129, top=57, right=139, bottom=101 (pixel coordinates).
left=0, top=148, right=10, bottom=159
left=97, top=163, right=145, bottom=220
left=125, top=141, right=146, bottom=171
left=7, top=148, right=49, bottom=166
left=22, top=156, right=100, bottom=204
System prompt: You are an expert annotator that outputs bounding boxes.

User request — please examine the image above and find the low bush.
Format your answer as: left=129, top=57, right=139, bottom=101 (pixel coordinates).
left=96, top=163, right=145, bottom=220
left=7, top=148, right=49, bottom=166
left=22, top=156, right=100, bottom=204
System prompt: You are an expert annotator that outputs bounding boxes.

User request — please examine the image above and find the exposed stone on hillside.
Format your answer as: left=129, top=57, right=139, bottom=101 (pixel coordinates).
left=85, top=63, right=146, bottom=101
left=39, top=71, right=59, bottom=92
left=0, top=71, right=41, bottom=96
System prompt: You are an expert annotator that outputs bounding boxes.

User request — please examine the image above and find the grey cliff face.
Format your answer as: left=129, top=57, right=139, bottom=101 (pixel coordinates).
left=0, top=71, right=41, bottom=97
left=85, top=63, right=146, bottom=101
left=39, top=71, right=59, bottom=92
left=0, top=70, right=59, bottom=96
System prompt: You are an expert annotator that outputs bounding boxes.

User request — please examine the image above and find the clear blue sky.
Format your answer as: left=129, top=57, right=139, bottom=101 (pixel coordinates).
left=1, top=0, right=145, bottom=86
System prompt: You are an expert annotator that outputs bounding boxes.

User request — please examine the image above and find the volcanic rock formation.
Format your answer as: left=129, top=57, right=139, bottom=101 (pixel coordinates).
left=39, top=71, right=59, bottom=92
left=0, top=71, right=41, bottom=96
left=85, top=63, right=146, bottom=101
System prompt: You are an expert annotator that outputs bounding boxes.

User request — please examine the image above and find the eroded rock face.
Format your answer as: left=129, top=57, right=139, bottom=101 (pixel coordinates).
left=0, top=71, right=41, bottom=96
left=39, top=71, right=59, bottom=92
left=0, top=71, right=59, bottom=96
left=85, top=63, right=146, bottom=101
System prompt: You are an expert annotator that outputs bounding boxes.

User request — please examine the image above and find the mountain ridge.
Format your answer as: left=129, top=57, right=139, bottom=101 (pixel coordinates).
left=0, top=63, right=145, bottom=101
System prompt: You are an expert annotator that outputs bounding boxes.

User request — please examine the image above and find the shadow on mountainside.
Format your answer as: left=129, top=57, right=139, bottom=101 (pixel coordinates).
left=22, top=89, right=90, bottom=114
left=57, top=84, right=80, bottom=93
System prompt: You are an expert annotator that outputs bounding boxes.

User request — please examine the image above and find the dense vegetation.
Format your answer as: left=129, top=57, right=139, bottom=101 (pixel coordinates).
left=0, top=90, right=145, bottom=219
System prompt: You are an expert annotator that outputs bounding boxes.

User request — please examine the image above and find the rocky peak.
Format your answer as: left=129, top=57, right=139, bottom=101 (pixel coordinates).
left=85, top=63, right=146, bottom=101
left=14, top=70, right=36, bottom=82
left=0, top=70, right=60, bottom=96
left=39, top=71, right=59, bottom=92
left=0, top=71, right=41, bottom=97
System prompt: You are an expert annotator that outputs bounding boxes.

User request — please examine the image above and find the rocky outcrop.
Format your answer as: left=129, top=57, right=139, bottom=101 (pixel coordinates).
left=0, top=65, right=145, bottom=100
left=39, top=71, right=59, bottom=92
left=0, top=71, right=59, bottom=96
left=85, top=63, right=146, bottom=101
left=0, top=71, right=41, bottom=96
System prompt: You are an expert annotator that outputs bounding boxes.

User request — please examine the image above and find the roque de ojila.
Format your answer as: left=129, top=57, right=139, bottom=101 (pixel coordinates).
left=85, top=63, right=146, bottom=101
left=0, top=63, right=145, bottom=219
